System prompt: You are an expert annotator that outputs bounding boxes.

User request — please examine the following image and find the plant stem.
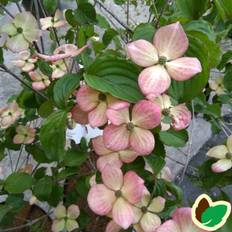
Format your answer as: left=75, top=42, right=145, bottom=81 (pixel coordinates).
left=0, top=65, right=48, bottom=100
left=0, top=4, right=14, bottom=18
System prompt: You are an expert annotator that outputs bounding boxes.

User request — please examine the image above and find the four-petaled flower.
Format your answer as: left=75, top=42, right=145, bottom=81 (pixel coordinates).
left=50, top=60, right=68, bottom=79
left=209, top=77, right=225, bottom=96
left=207, top=135, right=232, bottom=173
left=92, top=135, right=139, bottom=172
left=156, top=208, right=206, bottom=232
left=76, top=85, right=127, bottom=127
left=0, top=101, right=23, bottom=129
left=12, top=50, right=37, bottom=72
left=126, top=22, right=202, bottom=99
left=87, top=165, right=146, bottom=229
left=153, top=94, right=191, bottom=131
left=13, top=125, right=36, bottom=144
left=1, top=12, right=40, bottom=52
left=103, top=100, right=161, bottom=155
left=40, top=10, right=66, bottom=30
left=29, top=69, right=51, bottom=90
left=52, top=204, right=80, bottom=232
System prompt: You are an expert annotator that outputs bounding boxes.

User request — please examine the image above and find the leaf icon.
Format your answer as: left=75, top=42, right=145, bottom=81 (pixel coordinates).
left=201, top=205, right=229, bottom=227
left=196, top=197, right=210, bottom=222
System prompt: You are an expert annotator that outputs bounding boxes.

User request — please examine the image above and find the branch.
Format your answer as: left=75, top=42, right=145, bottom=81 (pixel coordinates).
left=0, top=4, right=14, bottom=18
left=0, top=64, right=48, bottom=100
left=95, top=0, right=133, bottom=33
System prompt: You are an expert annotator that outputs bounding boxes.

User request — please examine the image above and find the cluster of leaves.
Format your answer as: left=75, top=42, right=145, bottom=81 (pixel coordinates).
left=0, top=0, right=232, bottom=231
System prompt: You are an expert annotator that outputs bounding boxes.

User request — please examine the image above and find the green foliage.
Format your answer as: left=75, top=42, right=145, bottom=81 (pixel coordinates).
left=159, top=129, right=188, bottom=147
left=84, top=54, right=144, bottom=103
left=74, top=3, right=97, bottom=24
left=53, top=74, right=81, bottom=109
left=42, top=0, right=58, bottom=14
left=40, top=111, right=67, bottom=161
left=215, top=0, right=232, bottom=21
left=4, top=173, right=33, bottom=194
left=132, top=23, right=155, bottom=42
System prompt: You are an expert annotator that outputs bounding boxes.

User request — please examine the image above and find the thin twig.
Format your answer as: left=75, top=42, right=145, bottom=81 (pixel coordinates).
left=0, top=65, right=48, bottom=100
left=180, top=101, right=195, bottom=182
left=15, top=145, right=24, bottom=171
left=16, top=2, right=23, bottom=12
left=0, top=4, right=14, bottom=18
left=95, top=0, right=133, bottom=33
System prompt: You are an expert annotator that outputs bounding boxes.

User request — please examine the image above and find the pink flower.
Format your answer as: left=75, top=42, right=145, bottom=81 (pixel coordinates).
left=12, top=50, right=37, bottom=72
left=207, top=135, right=232, bottom=173
left=40, top=10, right=66, bottom=30
left=50, top=60, right=67, bottom=79
left=103, top=100, right=161, bottom=155
left=92, top=136, right=139, bottom=172
left=13, top=125, right=36, bottom=144
left=71, top=104, right=89, bottom=125
left=76, top=86, right=126, bottom=127
left=133, top=190, right=165, bottom=232
left=0, top=101, right=24, bottom=129
left=37, top=44, right=88, bottom=62
left=156, top=208, right=206, bottom=232
left=29, top=69, right=51, bottom=90
left=153, top=94, right=191, bottom=131
left=87, top=165, right=146, bottom=229
left=126, top=22, right=202, bottom=99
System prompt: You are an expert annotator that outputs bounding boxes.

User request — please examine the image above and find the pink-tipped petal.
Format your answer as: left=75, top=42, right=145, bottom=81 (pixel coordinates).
left=106, top=220, right=122, bottom=232
left=126, top=40, right=158, bottom=67
left=92, top=136, right=112, bottom=156
left=103, top=124, right=130, bottom=151
left=166, top=57, right=202, bottom=81
left=156, top=220, right=181, bottom=232
left=172, top=207, right=203, bottom=232
left=106, top=102, right=130, bottom=125
left=102, top=165, right=123, bottom=191
left=148, top=197, right=165, bottom=213
left=119, top=149, right=138, bottom=163
left=112, top=198, right=134, bottom=229
left=22, top=63, right=35, bottom=72
left=132, top=100, right=161, bottom=129
left=212, top=159, right=232, bottom=173
left=87, top=184, right=116, bottom=215
left=153, top=22, right=189, bottom=60
left=130, top=127, right=155, bottom=155
left=170, top=104, right=192, bottom=131
left=76, top=86, right=99, bottom=112
left=88, top=101, right=108, bottom=127
left=138, top=65, right=171, bottom=98
left=121, top=171, right=145, bottom=204
left=97, top=154, right=122, bottom=172
left=32, top=82, right=46, bottom=90
left=206, top=145, right=228, bottom=159
left=71, top=104, right=89, bottom=125
left=13, top=134, right=25, bottom=144
left=140, top=213, right=161, bottom=232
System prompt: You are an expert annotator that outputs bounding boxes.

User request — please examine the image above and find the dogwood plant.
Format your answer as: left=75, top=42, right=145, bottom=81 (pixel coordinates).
left=0, top=1, right=231, bottom=232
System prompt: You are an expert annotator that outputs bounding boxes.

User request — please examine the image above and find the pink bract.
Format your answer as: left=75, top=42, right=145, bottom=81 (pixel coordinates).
left=103, top=100, right=161, bottom=155
left=126, top=22, right=202, bottom=98
left=87, top=165, right=146, bottom=229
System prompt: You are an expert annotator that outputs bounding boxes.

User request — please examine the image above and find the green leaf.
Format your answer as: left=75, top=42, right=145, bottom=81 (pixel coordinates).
left=144, top=154, right=165, bottom=176
left=84, top=55, right=143, bottom=103
left=102, top=28, right=119, bottom=47
left=40, top=111, right=67, bottom=161
left=218, top=51, right=232, bottom=70
left=201, top=205, right=229, bottom=227
left=4, top=173, right=33, bottom=194
left=224, top=65, right=232, bottom=91
left=33, top=176, right=53, bottom=201
left=64, top=148, right=87, bottom=167
left=65, top=9, right=78, bottom=27
left=132, top=23, right=155, bottom=42
left=176, top=0, right=208, bottom=19
left=75, top=3, right=97, bottom=24
left=42, top=0, right=58, bottom=14
left=159, top=129, right=188, bottom=147
left=215, top=0, right=232, bottom=21
left=53, top=74, right=81, bottom=109
left=0, top=143, right=5, bottom=161
left=38, top=100, right=54, bottom=118
left=26, top=144, right=52, bottom=163
left=218, top=216, right=232, bottom=232
left=97, top=14, right=110, bottom=29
